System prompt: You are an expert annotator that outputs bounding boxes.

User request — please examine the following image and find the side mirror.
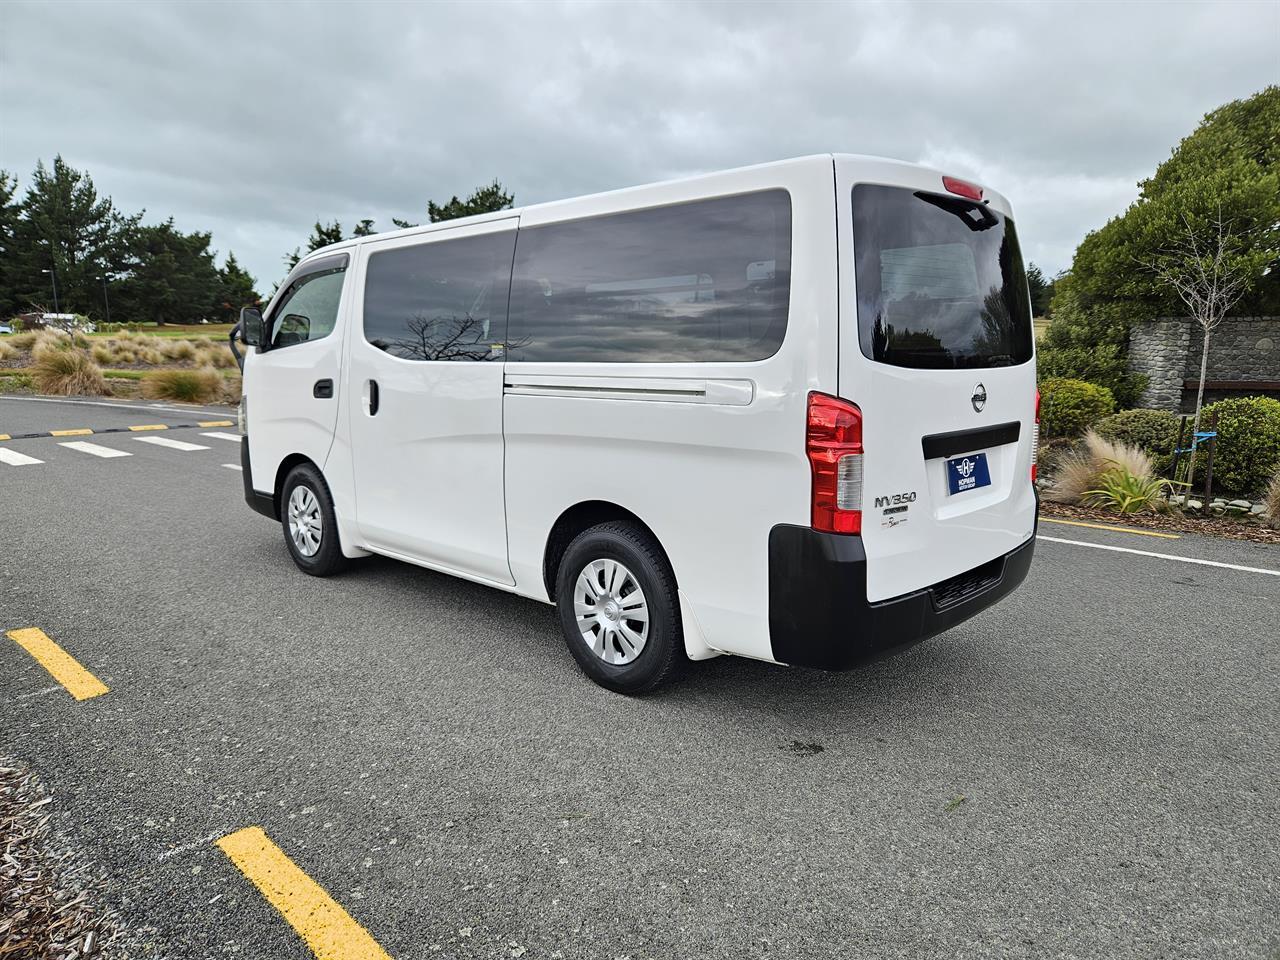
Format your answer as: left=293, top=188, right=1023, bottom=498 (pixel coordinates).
left=240, top=307, right=267, bottom=348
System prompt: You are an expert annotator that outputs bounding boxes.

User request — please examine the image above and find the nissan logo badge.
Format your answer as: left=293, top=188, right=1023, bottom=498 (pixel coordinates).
left=971, top=383, right=987, bottom=413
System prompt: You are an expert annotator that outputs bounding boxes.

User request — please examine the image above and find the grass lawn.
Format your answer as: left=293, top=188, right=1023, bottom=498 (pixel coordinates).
left=87, top=323, right=236, bottom=339
left=1033, top=317, right=1050, bottom=341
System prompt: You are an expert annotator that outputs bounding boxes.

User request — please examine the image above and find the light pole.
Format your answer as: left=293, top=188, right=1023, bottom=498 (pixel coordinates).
left=99, top=275, right=112, bottom=326
left=41, top=268, right=60, bottom=314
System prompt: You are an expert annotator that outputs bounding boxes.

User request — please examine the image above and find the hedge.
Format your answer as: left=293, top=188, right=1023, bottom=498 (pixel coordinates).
left=1039, top=377, right=1116, bottom=438
left=1200, top=396, right=1280, bottom=496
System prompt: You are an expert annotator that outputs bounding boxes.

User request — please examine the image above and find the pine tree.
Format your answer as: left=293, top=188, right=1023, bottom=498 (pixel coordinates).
left=0, top=171, right=21, bottom=318
left=9, top=156, right=135, bottom=317
left=216, top=252, right=260, bottom=322
left=427, top=180, right=514, bottom=223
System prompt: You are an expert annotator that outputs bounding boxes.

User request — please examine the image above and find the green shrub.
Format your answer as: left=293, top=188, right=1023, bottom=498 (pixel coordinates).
left=141, top=366, right=222, bottom=403
left=1037, top=341, right=1146, bottom=409
left=1039, top=377, right=1116, bottom=438
left=1094, top=408, right=1181, bottom=475
left=1084, top=464, right=1179, bottom=514
left=1199, top=396, right=1280, bottom=496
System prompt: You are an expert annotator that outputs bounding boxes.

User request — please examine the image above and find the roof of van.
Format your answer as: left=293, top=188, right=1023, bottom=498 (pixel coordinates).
left=295, top=152, right=1008, bottom=264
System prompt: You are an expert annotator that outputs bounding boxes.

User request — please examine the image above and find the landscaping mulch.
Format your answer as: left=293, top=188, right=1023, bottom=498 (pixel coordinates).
left=1041, top=501, right=1280, bottom=545
left=0, top=762, right=126, bottom=959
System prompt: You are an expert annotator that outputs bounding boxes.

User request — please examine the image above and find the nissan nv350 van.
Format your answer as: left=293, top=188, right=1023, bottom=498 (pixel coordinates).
left=234, top=155, right=1038, bottom=693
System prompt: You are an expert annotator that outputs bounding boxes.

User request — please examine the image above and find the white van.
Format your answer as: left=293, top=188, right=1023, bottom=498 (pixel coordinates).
left=235, top=155, right=1038, bottom=693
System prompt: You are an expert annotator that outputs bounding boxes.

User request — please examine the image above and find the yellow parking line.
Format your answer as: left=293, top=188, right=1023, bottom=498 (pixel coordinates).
left=1041, top=516, right=1180, bottom=539
left=5, top=628, right=109, bottom=701
left=50, top=428, right=93, bottom=437
left=128, top=424, right=168, bottom=431
left=217, top=827, right=392, bottom=960
left=198, top=420, right=234, bottom=427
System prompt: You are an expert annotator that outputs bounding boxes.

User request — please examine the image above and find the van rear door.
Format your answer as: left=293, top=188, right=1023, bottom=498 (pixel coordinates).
left=835, top=159, right=1038, bottom=604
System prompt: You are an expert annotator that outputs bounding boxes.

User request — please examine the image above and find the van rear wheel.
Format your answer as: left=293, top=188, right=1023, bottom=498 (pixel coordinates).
left=556, top=522, right=684, bottom=694
left=281, top=463, right=348, bottom=577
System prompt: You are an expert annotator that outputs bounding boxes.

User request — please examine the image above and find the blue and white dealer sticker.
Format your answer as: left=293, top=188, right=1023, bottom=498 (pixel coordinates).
left=946, top=452, right=991, bottom=495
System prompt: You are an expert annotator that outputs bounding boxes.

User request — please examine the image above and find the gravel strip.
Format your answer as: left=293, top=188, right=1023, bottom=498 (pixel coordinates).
left=0, top=761, right=127, bottom=959
left=1041, top=500, right=1280, bottom=544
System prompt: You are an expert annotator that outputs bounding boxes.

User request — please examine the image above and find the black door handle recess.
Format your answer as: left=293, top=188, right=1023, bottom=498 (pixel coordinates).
left=313, top=378, right=334, bottom=399
left=368, top=380, right=379, bottom=416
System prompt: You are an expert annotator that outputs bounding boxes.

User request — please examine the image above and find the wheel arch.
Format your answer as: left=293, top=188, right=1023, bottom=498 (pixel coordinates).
left=272, top=453, right=320, bottom=519
left=542, top=500, right=676, bottom=602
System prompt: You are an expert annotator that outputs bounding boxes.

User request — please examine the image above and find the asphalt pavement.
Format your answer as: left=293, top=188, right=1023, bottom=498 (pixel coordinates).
left=2, top=394, right=1277, bottom=960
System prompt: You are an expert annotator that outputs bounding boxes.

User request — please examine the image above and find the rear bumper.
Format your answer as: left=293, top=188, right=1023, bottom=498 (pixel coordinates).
left=241, top=437, right=277, bottom=520
left=767, top=521, right=1036, bottom=670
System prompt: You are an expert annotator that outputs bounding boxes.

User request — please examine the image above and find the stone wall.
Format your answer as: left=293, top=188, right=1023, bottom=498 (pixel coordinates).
left=1129, top=316, right=1280, bottom=410
left=1129, top=319, right=1190, bottom=410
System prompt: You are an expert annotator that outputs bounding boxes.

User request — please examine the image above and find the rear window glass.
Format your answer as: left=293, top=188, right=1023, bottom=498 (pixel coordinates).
left=507, top=190, right=791, bottom=362
left=853, top=184, right=1033, bottom=369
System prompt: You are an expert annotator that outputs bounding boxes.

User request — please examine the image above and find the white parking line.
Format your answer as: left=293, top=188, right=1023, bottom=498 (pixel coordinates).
left=0, top=447, right=43, bottom=466
left=134, top=436, right=209, bottom=452
left=222, top=463, right=243, bottom=471
left=1037, top=534, right=1280, bottom=577
left=201, top=432, right=242, bottom=442
left=59, top=440, right=132, bottom=458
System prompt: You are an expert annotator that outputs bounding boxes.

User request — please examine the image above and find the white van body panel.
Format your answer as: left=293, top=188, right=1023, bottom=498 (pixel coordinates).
left=244, top=245, right=358, bottom=503
left=345, top=218, right=518, bottom=583
left=834, top=156, right=1038, bottom=603
left=502, top=156, right=838, bottom=662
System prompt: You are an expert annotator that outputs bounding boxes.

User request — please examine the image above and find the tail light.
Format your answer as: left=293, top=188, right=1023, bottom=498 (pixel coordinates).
left=1031, top=389, right=1040, bottom=484
left=807, top=392, right=863, bottom=534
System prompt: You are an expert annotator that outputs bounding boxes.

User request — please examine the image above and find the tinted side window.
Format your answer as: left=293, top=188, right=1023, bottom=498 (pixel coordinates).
left=508, top=190, right=791, bottom=362
left=363, top=231, right=516, bottom=361
left=270, top=256, right=348, bottom=348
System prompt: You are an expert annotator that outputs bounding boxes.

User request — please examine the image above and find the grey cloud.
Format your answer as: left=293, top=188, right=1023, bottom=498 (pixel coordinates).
left=2, top=0, right=1276, bottom=291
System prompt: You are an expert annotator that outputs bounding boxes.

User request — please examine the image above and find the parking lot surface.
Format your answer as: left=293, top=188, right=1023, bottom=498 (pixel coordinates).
left=2, top=395, right=1278, bottom=959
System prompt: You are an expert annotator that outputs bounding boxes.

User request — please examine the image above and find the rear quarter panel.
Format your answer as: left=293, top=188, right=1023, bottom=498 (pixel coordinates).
left=503, top=157, right=839, bottom=661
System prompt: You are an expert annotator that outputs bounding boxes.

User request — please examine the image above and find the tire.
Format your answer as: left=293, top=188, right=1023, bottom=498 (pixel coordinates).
left=555, top=521, right=684, bottom=694
left=280, top=463, right=349, bottom=577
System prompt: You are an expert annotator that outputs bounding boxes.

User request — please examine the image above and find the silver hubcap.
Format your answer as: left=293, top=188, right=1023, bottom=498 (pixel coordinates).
left=573, top=558, right=650, bottom=665
left=287, top=485, right=322, bottom=557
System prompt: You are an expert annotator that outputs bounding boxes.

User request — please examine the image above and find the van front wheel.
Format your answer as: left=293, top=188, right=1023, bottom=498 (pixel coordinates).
left=281, top=464, right=348, bottom=577
left=556, top=522, right=684, bottom=694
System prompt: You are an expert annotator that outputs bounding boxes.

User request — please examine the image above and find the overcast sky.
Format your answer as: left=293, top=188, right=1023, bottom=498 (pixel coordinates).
left=2, top=0, right=1277, bottom=293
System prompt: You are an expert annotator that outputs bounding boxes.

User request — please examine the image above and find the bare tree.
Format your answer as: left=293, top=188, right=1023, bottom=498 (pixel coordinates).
left=1142, top=207, right=1259, bottom=485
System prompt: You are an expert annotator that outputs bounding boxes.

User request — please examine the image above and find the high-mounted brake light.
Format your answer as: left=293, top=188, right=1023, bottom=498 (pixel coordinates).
left=1031, top=388, right=1041, bottom=484
left=942, top=175, right=984, bottom=202
left=807, top=392, right=863, bottom=535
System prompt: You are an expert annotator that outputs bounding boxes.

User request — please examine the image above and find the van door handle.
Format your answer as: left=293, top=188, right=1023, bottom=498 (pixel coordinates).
left=367, top=379, right=380, bottom=416
left=313, top=378, right=333, bottom=399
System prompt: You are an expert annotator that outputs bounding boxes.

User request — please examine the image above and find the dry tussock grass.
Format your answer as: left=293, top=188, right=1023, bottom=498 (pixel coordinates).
left=7, top=331, right=39, bottom=350
left=1265, top=469, right=1280, bottom=529
left=0, top=340, right=17, bottom=361
left=159, top=339, right=197, bottom=361
left=141, top=366, right=221, bottom=403
left=1044, top=430, right=1154, bottom=504
left=31, top=342, right=107, bottom=396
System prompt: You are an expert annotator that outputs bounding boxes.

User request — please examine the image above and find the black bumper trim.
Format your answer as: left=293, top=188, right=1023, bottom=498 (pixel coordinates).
left=768, top=523, right=1036, bottom=670
left=241, top=437, right=277, bottom=520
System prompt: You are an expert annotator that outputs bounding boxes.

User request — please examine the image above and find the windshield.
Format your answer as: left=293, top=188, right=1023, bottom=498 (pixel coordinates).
left=853, top=184, right=1033, bottom=369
